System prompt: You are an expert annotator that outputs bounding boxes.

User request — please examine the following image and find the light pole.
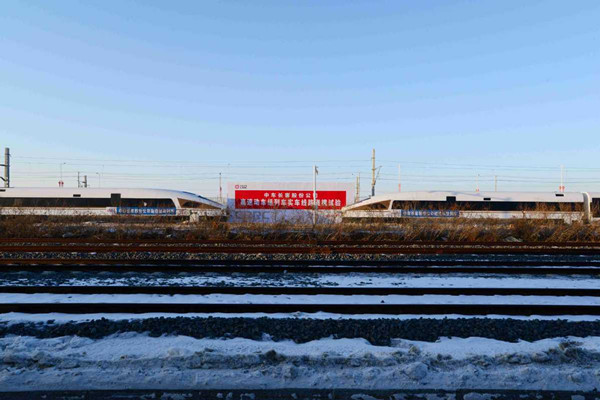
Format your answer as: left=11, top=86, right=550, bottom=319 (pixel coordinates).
left=313, top=165, right=318, bottom=225
left=59, top=162, right=66, bottom=187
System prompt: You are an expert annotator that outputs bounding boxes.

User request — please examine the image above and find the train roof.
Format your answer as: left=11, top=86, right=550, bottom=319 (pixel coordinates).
left=344, top=191, right=588, bottom=211
left=0, top=187, right=224, bottom=209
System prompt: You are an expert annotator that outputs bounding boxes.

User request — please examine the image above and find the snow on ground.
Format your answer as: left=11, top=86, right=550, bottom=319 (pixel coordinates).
left=2, top=333, right=600, bottom=391
left=3, top=292, right=600, bottom=305
left=3, top=272, right=600, bottom=289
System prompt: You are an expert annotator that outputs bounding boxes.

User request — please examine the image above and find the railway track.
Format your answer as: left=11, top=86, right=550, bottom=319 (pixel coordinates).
left=2, top=257, right=600, bottom=274
left=2, top=239, right=600, bottom=317
left=3, top=238, right=600, bottom=247
left=4, top=285, right=600, bottom=296
left=3, top=285, right=600, bottom=315
left=2, top=239, right=600, bottom=256
left=3, top=264, right=600, bottom=275
left=3, top=302, right=600, bottom=315
left=2, top=244, right=600, bottom=255
left=3, top=258, right=600, bottom=266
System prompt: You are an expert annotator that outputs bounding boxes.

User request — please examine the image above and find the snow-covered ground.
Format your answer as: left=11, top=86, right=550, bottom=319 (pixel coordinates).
left=4, top=312, right=600, bottom=323
left=3, top=271, right=600, bottom=289
left=2, top=333, right=600, bottom=391
left=3, top=267, right=600, bottom=392
left=3, top=292, right=600, bottom=305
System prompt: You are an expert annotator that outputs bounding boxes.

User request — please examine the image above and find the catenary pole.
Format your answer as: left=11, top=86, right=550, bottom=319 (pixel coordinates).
left=355, top=172, right=360, bottom=203
left=313, top=165, right=318, bottom=225
left=371, top=149, right=376, bottom=196
left=1, top=148, right=9, bottom=188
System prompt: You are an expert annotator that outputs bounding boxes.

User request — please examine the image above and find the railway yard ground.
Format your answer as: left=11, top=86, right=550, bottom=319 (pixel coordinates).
left=3, top=218, right=600, bottom=397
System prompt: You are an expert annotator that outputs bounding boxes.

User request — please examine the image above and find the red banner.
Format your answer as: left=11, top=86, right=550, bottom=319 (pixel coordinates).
left=235, top=190, right=346, bottom=210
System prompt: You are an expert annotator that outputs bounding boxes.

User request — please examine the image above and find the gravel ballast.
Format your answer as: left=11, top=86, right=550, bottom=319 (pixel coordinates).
left=4, top=316, right=600, bottom=345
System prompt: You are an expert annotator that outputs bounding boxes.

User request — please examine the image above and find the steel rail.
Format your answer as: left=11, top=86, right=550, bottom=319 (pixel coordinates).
left=2, top=264, right=600, bottom=275
left=2, top=238, right=600, bottom=247
left=3, top=245, right=600, bottom=255
left=1, top=259, right=600, bottom=267
left=0, top=388, right=595, bottom=400
left=4, top=286, right=600, bottom=297
left=2, top=303, right=600, bottom=315
left=2, top=258, right=600, bottom=267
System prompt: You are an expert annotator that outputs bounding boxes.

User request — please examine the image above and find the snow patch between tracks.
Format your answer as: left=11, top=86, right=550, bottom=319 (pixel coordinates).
left=5, top=312, right=600, bottom=324
left=2, top=333, right=600, bottom=391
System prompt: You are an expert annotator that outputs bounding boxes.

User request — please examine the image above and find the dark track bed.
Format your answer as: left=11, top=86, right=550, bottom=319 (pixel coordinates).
left=4, top=316, right=600, bottom=345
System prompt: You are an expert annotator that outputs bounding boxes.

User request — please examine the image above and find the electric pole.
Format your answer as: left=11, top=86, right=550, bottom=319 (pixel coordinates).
left=77, top=171, right=81, bottom=188
left=83, top=175, right=88, bottom=188
left=0, top=148, right=9, bottom=188
left=219, top=172, right=222, bottom=203
left=313, top=165, right=318, bottom=225
left=371, top=149, right=376, bottom=196
left=59, top=162, right=65, bottom=187
left=355, top=173, right=360, bottom=203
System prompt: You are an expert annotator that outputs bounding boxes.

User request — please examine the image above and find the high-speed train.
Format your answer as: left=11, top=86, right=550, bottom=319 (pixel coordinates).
left=0, top=187, right=225, bottom=218
left=342, top=191, right=600, bottom=223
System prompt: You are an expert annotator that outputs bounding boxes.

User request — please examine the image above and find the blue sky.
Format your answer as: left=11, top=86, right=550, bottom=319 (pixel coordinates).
left=1, top=0, right=599, bottom=197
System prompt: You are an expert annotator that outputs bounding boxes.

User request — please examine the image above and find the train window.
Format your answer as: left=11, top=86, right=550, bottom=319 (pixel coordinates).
left=592, top=198, right=600, bottom=218
left=390, top=200, right=582, bottom=212
left=446, top=196, right=456, bottom=202
left=120, top=198, right=175, bottom=208
left=484, top=198, right=491, bottom=201
left=354, top=200, right=390, bottom=210
left=73, top=194, right=81, bottom=198
left=111, top=193, right=121, bottom=207
left=178, top=199, right=218, bottom=209
left=392, top=200, right=445, bottom=210
left=555, top=193, right=564, bottom=197
left=0, top=197, right=112, bottom=207
left=0, top=189, right=5, bottom=192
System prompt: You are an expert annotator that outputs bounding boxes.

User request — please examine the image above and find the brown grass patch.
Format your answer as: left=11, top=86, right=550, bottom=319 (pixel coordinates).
left=1, top=214, right=599, bottom=242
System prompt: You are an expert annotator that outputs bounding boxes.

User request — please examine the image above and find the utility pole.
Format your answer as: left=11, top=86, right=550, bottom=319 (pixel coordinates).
left=83, top=175, right=88, bottom=188
left=77, top=171, right=81, bottom=188
left=219, top=172, right=222, bottom=203
left=0, top=148, right=9, bottom=188
left=313, top=165, right=318, bottom=225
left=59, top=162, right=65, bottom=187
left=355, top=173, right=360, bottom=203
left=371, top=149, right=376, bottom=196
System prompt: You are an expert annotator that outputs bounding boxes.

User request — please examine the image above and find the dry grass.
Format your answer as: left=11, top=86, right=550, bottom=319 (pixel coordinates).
left=1, top=214, right=600, bottom=242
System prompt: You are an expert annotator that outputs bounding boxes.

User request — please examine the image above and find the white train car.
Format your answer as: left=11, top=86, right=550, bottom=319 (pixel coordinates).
left=0, top=187, right=225, bottom=218
left=343, top=191, right=599, bottom=223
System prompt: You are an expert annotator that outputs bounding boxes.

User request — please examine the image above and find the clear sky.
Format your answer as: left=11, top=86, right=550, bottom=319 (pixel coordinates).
left=1, top=0, right=599, bottom=197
